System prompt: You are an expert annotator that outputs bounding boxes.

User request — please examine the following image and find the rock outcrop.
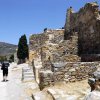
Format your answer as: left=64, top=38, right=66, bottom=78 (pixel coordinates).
left=85, top=68, right=100, bottom=100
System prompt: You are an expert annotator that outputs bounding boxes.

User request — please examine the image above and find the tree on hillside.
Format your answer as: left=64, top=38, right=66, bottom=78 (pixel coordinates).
left=17, top=34, right=29, bottom=64
left=0, top=56, right=7, bottom=62
left=9, top=54, right=14, bottom=62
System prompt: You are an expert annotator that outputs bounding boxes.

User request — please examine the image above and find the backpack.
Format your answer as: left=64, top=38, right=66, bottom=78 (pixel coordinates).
left=1, top=62, right=9, bottom=69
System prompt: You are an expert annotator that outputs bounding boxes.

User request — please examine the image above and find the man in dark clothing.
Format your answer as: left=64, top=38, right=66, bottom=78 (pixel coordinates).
left=1, top=61, right=10, bottom=81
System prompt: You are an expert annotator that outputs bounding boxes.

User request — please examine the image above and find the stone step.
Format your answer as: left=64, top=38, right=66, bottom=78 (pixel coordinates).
left=47, top=88, right=78, bottom=100
left=23, top=71, right=34, bottom=76
left=32, top=91, right=53, bottom=100
left=24, top=74, right=34, bottom=78
left=24, top=71, right=33, bottom=75
left=23, top=78, right=34, bottom=82
left=22, top=75, right=34, bottom=81
left=22, top=66, right=34, bottom=81
left=23, top=70, right=31, bottom=73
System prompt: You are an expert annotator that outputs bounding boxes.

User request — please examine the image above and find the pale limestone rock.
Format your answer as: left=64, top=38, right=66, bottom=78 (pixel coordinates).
left=32, top=91, right=53, bottom=100
left=47, top=88, right=78, bottom=100
left=85, top=91, right=100, bottom=100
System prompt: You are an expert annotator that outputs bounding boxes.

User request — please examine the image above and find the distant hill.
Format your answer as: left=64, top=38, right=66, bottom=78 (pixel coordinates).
left=0, top=42, right=17, bottom=56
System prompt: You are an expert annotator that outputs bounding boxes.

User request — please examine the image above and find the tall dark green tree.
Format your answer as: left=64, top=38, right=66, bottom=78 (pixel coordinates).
left=17, top=34, right=29, bottom=63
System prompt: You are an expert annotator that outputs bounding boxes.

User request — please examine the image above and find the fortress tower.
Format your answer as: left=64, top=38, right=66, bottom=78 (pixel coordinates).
left=65, top=7, right=73, bottom=32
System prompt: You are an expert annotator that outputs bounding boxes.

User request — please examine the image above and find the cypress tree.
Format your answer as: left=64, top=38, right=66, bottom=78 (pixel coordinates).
left=17, top=34, right=29, bottom=63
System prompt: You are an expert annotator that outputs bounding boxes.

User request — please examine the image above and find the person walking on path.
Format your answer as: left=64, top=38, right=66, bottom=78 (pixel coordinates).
left=1, top=61, right=10, bottom=81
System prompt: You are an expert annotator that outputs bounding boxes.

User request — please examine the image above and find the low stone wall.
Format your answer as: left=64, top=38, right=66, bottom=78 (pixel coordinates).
left=39, top=62, right=99, bottom=89
left=54, top=62, right=99, bottom=82
left=32, top=56, right=43, bottom=84
left=39, top=70, right=54, bottom=90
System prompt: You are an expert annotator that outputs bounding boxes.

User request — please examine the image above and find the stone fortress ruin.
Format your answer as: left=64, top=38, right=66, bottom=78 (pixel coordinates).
left=65, top=2, right=100, bottom=61
left=29, top=2, right=100, bottom=96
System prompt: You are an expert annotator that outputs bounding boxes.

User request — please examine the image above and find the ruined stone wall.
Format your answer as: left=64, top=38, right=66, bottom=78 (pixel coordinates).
left=39, top=70, right=54, bottom=90
left=29, top=33, right=48, bottom=51
left=29, top=29, right=80, bottom=89
left=40, top=29, right=80, bottom=70
left=65, top=2, right=100, bottom=61
left=29, top=29, right=80, bottom=68
left=78, top=3, right=100, bottom=56
left=39, top=62, right=99, bottom=89
left=65, top=2, right=100, bottom=32
left=29, top=2, right=100, bottom=90
left=54, top=62, right=99, bottom=82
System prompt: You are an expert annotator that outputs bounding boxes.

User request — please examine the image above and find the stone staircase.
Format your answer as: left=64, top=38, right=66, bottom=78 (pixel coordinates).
left=22, top=66, right=34, bottom=82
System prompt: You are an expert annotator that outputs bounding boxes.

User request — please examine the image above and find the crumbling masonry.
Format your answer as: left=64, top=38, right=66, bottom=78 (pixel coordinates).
left=65, top=2, right=100, bottom=61
left=29, top=2, right=100, bottom=89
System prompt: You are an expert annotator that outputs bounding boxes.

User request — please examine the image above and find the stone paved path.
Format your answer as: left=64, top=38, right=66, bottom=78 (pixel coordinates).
left=0, top=63, right=33, bottom=100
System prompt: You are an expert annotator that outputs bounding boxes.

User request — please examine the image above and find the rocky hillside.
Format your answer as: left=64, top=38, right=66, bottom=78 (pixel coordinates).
left=0, top=42, right=17, bottom=56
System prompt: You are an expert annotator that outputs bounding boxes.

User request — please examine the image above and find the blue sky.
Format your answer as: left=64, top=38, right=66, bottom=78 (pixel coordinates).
left=0, top=0, right=99, bottom=44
